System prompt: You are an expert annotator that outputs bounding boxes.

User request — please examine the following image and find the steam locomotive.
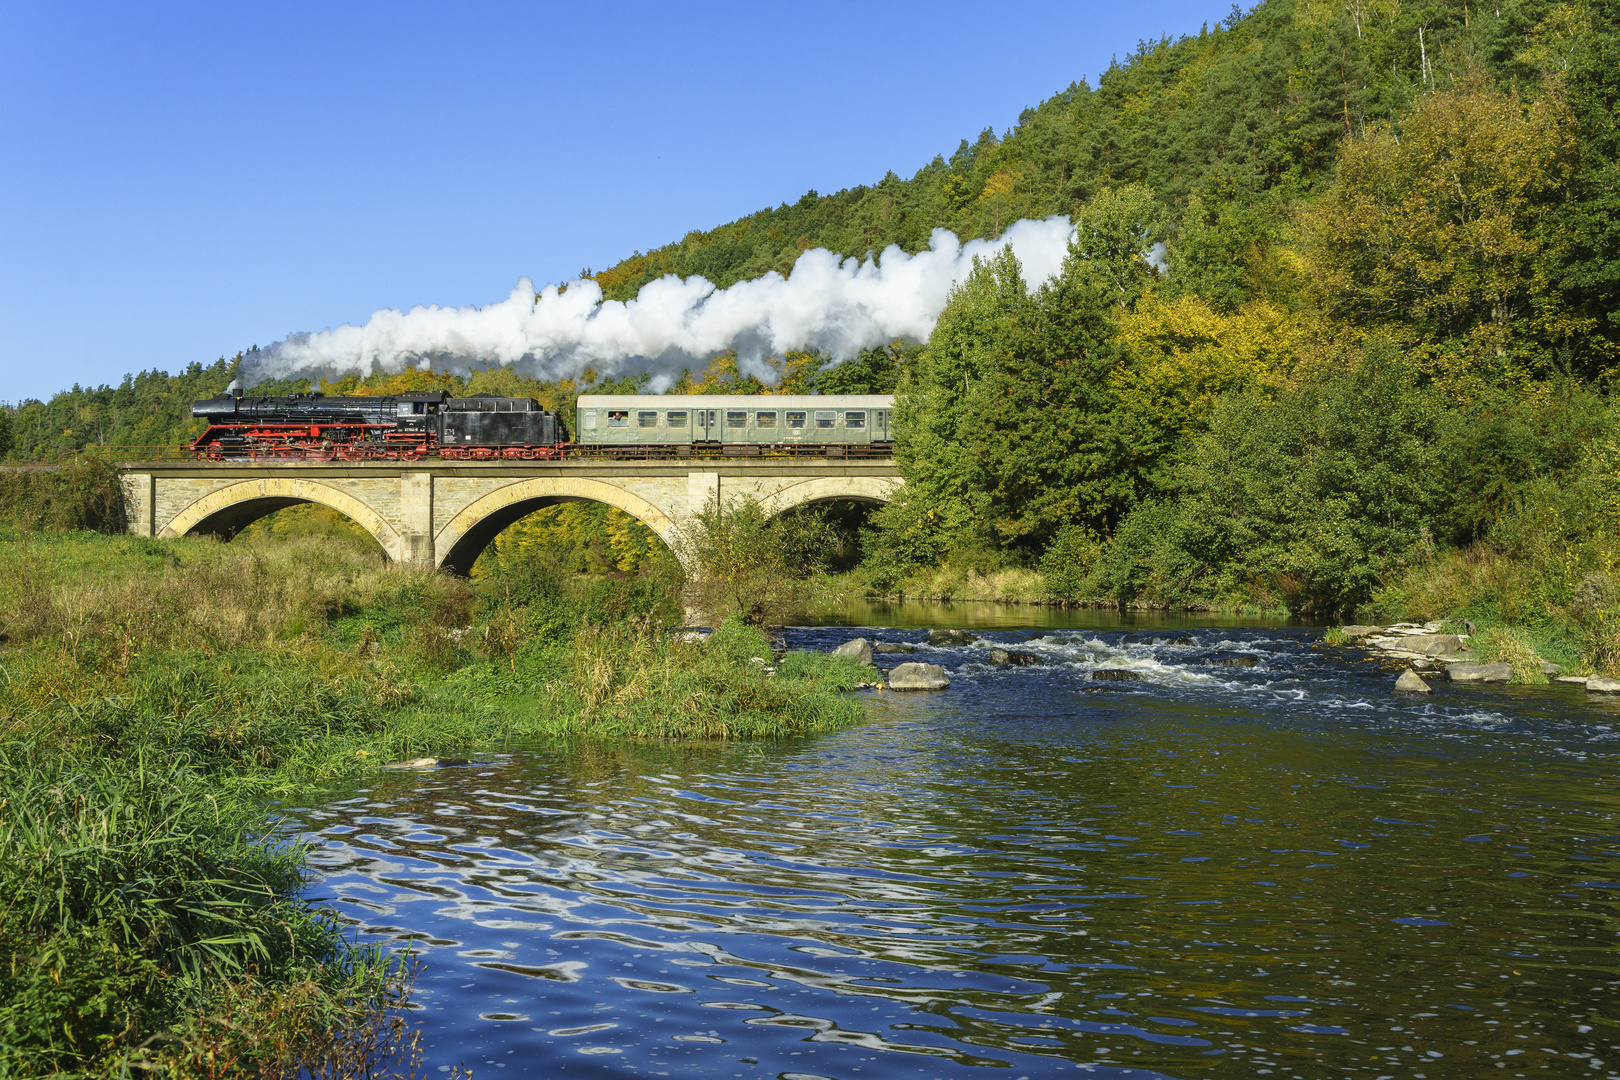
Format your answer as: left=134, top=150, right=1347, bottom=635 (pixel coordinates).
left=185, top=390, right=894, bottom=460
left=186, top=391, right=561, bottom=460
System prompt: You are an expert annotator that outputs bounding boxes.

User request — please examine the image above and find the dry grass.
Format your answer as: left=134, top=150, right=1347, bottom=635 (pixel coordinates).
left=890, top=564, right=1047, bottom=603
left=0, top=532, right=470, bottom=656
left=1468, top=625, right=1554, bottom=684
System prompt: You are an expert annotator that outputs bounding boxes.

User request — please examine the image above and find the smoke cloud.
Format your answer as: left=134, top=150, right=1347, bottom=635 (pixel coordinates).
left=246, top=215, right=1081, bottom=389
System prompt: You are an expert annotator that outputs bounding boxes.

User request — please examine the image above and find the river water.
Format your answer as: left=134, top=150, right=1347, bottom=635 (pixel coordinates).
left=286, top=611, right=1620, bottom=1078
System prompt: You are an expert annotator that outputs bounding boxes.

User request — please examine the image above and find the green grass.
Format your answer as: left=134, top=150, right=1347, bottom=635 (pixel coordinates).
left=0, top=529, right=870, bottom=1075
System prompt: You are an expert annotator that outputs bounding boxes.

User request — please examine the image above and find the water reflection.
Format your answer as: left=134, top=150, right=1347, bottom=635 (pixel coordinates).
left=286, top=623, right=1620, bottom=1078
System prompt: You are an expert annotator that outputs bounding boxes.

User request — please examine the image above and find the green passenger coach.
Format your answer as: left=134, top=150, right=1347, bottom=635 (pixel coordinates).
left=573, top=395, right=895, bottom=456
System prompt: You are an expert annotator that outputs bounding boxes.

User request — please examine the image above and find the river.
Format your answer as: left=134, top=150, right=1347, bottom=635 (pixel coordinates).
left=285, top=610, right=1620, bottom=1078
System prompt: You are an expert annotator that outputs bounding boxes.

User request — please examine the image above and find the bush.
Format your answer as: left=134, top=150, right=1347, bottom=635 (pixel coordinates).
left=1038, top=524, right=1104, bottom=600
left=1094, top=343, right=1447, bottom=614
left=0, top=460, right=126, bottom=533
left=678, top=498, right=837, bottom=626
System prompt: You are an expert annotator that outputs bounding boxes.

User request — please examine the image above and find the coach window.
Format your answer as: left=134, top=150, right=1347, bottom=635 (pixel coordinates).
left=845, top=410, right=866, bottom=428
left=666, top=411, right=687, bottom=427
left=727, top=410, right=748, bottom=428
left=638, top=411, right=658, bottom=427
left=607, top=410, right=629, bottom=427
left=756, top=411, right=776, bottom=428
left=582, top=409, right=597, bottom=429
left=815, top=410, right=836, bottom=429
left=786, top=411, right=806, bottom=429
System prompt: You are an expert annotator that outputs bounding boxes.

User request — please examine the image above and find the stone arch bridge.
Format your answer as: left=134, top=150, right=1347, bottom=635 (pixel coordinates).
left=118, top=460, right=903, bottom=573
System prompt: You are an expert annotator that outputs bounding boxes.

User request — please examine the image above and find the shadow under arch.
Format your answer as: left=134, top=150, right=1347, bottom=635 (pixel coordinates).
left=435, top=476, right=682, bottom=577
left=159, top=478, right=403, bottom=559
left=755, top=476, right=904, bottom=520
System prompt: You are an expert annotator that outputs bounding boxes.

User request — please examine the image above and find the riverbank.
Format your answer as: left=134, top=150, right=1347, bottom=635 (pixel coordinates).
left=810, top=567, right=1290, bottom=617
left=0, top=529, right=870, bottom=1076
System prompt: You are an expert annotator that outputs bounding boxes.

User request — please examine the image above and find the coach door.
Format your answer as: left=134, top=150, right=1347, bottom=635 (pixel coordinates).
left=697, top=409, right=718, bottom=440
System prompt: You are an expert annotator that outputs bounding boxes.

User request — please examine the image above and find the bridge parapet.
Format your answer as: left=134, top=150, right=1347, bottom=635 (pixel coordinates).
left=117, top=459, right=903, bottom=572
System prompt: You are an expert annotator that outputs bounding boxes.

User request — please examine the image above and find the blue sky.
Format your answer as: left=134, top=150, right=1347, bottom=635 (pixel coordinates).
left=1, top=0, right=1229, bottom=402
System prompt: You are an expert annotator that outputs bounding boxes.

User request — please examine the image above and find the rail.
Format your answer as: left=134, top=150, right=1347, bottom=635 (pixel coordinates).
left=87, top=443, right=895, bottom=465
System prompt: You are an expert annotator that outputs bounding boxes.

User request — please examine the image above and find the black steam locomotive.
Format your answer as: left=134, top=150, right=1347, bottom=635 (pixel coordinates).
left=187, top=391, right=563, bottom=460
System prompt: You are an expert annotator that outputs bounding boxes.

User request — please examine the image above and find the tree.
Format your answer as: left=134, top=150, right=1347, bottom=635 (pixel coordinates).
left=873, top=184, right=1164, bottom=571
left=1306, top=73, right=1579, bottom=386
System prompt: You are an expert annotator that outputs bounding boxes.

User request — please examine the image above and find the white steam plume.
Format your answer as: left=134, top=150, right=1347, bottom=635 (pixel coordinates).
left=248, top=215, right=1080, bottom=389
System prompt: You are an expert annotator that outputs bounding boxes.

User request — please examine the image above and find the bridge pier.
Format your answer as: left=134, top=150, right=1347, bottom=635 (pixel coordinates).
left=121, top=472, right=155, bottom=538
left=124, top=460, right=903, bottom=574
left=400, top=471, right=435, bottom=565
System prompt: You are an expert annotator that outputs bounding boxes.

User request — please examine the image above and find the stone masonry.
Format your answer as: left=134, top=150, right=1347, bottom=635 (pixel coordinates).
left=119, top=460, right=902, bottom=573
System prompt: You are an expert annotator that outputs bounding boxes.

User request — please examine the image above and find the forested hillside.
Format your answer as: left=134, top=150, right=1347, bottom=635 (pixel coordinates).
left=3, top=0, right=1616, bottom=625
left=587, top=0, right=1617, bottom=376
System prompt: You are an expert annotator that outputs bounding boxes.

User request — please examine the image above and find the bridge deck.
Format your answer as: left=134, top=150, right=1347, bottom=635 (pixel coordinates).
left=120, top=458, right=899, bottom=479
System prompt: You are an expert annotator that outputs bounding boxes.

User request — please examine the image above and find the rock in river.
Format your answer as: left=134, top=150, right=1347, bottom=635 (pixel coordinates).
left=1091, top=669, right=1143, bottom=681
left=873, top=642, right=917, bottom=654
left=1395, top=669, right=1432, bottom=693
left=989, top=648, right=1039, bottom=666
left=927, top=629, right=975, bottom=646
left=1397, top=634, right=1467, bottom=657
left=833, top=638, right=874, bottom=665
left=888, top=662, right=950, bottom=691
left=1444, top=662, right=1513, bottom=683
left=1212, top=656, right=1258, bottom=668
left=1587, top=676, right=1620, bottom=693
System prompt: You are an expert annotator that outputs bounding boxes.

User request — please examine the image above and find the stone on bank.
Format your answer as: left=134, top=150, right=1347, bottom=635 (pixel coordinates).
left=1444, top=662, right=1513, bottom=682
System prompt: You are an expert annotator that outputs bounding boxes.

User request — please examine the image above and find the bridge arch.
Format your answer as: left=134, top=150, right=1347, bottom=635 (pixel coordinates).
left=435, top=476, right=681, bottom=576
left=755, top=475, right=903, bottom=519
left=159, top=478, right=404, bottom=559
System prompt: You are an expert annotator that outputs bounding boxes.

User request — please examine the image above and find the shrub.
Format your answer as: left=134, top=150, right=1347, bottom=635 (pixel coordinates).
left=0, top=460, right=126, bottom=533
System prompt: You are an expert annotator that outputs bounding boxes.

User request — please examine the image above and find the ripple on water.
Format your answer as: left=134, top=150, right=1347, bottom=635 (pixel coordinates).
left=284, top=620, right=1620, bottom=1078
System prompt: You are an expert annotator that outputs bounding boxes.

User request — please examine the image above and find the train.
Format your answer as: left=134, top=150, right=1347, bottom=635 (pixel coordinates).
left=185, top=391, right=895, bottom=460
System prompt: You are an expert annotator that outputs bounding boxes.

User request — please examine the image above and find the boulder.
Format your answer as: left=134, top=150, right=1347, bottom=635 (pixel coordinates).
left=1444, top=662, right=1514, bottom=683
left=832, top=638, right=874, bottom=665
left=385, top=757, right=470, bottom=770
left=1556, top=675, right=1590, bottom=684
left=873, top=642, right=917, bottom=654
left=1397, top=634, right=1466, bottom=657
left=1540, top=660, right=1560, bottom=676
left=1212, top=656, right=1258, bottom=668
left=1587, top=676, right=1620, bottom=693
left=988, top=647, right=1039, bottom=666
left=926, top=628, right=975, bottom=646
left=887, top=662, right=950, bottom=691
left=1395, top=669, right=1432, bottom=693
left=1339, top=625, right=1384, bottom=638
left=1091, top=669, right=1143, bottom=681
left=673, top=629, right=711, bottom=645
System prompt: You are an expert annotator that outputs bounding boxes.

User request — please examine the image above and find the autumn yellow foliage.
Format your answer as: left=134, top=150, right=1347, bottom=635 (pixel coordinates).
left=1110, top=292, right=1302, bottom=439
